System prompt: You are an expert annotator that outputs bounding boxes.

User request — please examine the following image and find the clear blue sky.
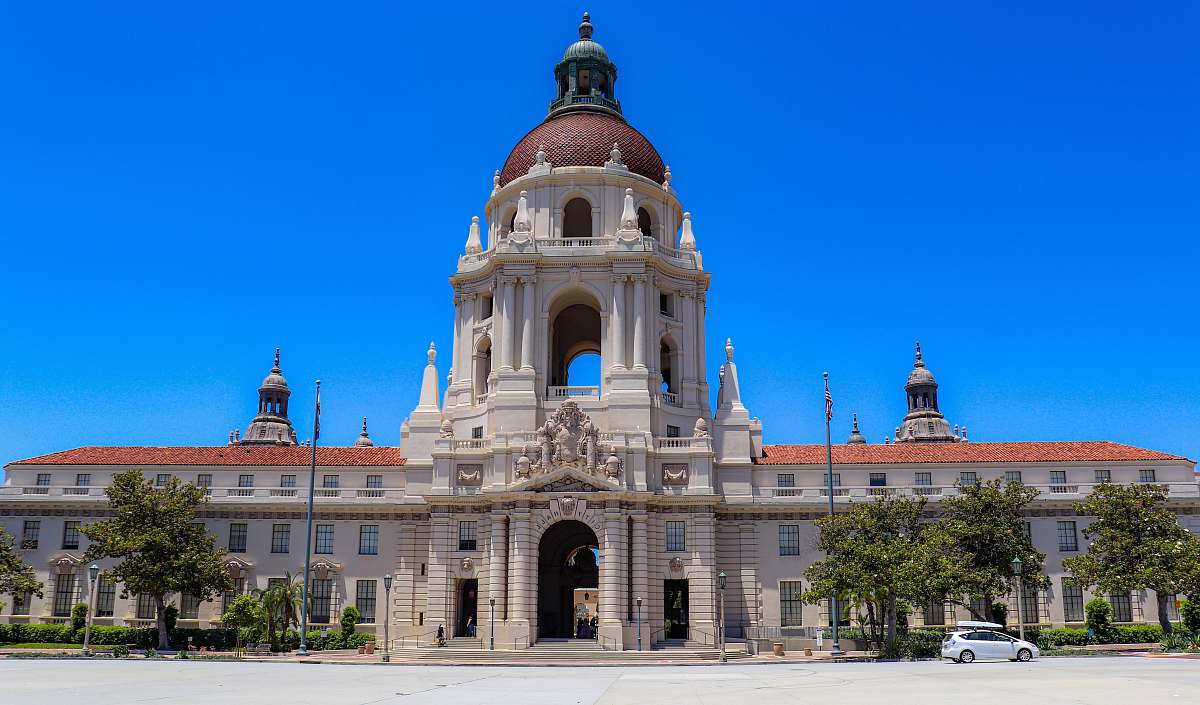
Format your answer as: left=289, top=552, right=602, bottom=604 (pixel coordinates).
left=1, top=1, right=1197, bottom=478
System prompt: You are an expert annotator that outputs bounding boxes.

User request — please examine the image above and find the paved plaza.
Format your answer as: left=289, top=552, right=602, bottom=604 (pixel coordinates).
left=2, top=657, right=1197, bottom=705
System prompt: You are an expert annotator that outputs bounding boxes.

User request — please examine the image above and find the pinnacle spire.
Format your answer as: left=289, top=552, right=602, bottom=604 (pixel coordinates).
left=914, top=341, right=924, bottom=368
left=272, top=347, right=281, bottom=373
left=355, top=416, right=373, bottom=447
left=579, top=11, right=593, bottom=40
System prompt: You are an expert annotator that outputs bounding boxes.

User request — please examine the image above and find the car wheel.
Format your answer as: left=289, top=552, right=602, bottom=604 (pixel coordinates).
left=959, top=649, right=975, bottom=663
left=1017, top=648, right=1032, bottom=662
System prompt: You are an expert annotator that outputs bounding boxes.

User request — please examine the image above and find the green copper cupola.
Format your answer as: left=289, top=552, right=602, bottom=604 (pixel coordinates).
left=549, top=12, right=622, bottom=119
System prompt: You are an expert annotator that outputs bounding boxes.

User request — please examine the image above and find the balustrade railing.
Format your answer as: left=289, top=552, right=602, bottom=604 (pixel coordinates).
left=661, top=391, right=680, bottom=406
left=454, top=439, right=489, bottom=450
left=546, top=385, right=600, bottom=399
left=538, top=237, right=614, bottom=249
left=655, top=436, right=710, bottom=450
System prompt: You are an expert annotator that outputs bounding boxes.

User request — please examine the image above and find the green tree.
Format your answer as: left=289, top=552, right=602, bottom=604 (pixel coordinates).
left=1063, top=482, right=1200, bottom=636
left=82, top=471, right=234, bottom=649
left=938, top=479, right=1047, bottom=619
left=0, top=527, right=44, bottom=606
left=71, top=602, right=88, bottom=632
left=222, top=593, right=263, bottom=654
left=340, top=605, right=360, bottom=634
left=256, top=572, right=303, bottom=651
left=1085, top=597, right=1112, bottom=639
left=801, top=495, right=969, bottom=653
left=1180, top=598, right=1200, bottom=634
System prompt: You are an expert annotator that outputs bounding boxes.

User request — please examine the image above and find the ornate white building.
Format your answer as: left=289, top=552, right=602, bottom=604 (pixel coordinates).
left=3, top=15, right=1197, bottom=651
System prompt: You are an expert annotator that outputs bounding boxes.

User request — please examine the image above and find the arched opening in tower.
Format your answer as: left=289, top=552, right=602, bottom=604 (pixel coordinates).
left=550, top=302, right=601, bottom=388
left=562, top=198, right=592, bottom=238
left=537, top=519, right=599, bottom=639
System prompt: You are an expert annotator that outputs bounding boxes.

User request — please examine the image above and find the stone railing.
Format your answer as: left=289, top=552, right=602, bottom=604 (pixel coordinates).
left=654, top=436, right=712, bottom=451
left=753, top=482, right=1199, bottom=501
left=454, top=439, right=489, bottom=450
left=546, top=385, right=600, bottom=399
left=538, top=237, right=615, bottom=249
left=661, top=391, right=680, bottom=406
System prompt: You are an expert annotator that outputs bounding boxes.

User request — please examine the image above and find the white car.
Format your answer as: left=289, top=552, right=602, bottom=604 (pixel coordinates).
left=941, top=621, right=1039, bottom=663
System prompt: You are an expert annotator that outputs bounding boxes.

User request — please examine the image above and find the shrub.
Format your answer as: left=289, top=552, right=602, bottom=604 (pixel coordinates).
left=111, top=644, right=130, bottom=658
left=0, top=623, right=13, bottom=643
left=340, top=606, right=360, bottom=634
left=71, top=603, right=88, bottom=632
left=163, top=605, right=178, bottom=633
left=1181, top=598, right=1200, bottom=634
left=7, top=623, right=74, bottom=644
left=1084, top=598, right=1112, bottom=639
left=1160, top=632, right=1200, bottom=652
left=902, top=630, right=944, bottom=659
left=1036, top=627, right=1091, bottom=648
left=1112, top=624, right=1162, bottom=644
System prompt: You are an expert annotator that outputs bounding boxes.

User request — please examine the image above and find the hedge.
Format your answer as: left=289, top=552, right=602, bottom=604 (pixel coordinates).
left=1034, top=624, right=1173, bottom=649
left=0, top=624, right=365, bottom=651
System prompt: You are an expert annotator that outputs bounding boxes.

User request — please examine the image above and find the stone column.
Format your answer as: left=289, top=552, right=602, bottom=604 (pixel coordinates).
left=695, top=294, right=707, bottom=385
left=451, top=295, right=462, bottom=380
left=680, top=291, right=696, bottom=383
left=508, top=510, right=532, bottom=624
left=631, top=513, right=649, bottom=643
left=427, top=513, right=453, bottom=630
left=610, top=275, right=626, bottom=369
left=600, top=509, right=627, bottom=632
left=488, top=512, right=508, bottom=621
left=500, top=277, right=516, bottom=370
left=520, top=278, right=535, bottom=371
left=632, top=275, right=647, bottom=369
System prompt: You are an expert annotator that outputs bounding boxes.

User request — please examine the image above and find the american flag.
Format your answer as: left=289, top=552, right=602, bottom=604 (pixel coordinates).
left=824, top=378, right=833, bottom=423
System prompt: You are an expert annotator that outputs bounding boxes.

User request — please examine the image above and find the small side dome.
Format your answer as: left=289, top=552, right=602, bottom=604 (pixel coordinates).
left=261, top=348, right=289, bottom=389
left=563, top=12, right=610, bottom=62
left=846, top=414, right=867, bottom=444
left=354, top=417, right=374, bottom=447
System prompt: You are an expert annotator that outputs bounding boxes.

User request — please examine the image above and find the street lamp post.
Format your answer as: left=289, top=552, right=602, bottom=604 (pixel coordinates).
left=489, top=597, right=496, bottom=651
left=1010, top=556, right=1025, bottom=642
left=82, top=563, right=99, bottom=656
left=717, top=571, right=727, bottom=663
left=635, top=596, right=643, bottom=651
left=382, top=573, right=392, bottom=662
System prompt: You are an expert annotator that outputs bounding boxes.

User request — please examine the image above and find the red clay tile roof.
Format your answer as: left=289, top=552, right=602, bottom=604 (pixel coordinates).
left=501, top=111, right=665, bottom=186
left=8, top=446, right=406, bottom=467
left=754, top=441, right=1190, bottom=466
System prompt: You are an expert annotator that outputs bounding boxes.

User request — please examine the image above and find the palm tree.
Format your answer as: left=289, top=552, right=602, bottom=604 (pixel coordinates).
left=256, top=572, right=303, bottom=651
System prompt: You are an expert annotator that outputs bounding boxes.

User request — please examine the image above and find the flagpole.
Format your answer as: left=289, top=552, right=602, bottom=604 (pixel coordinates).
left=298, top=379, right=320, bottom=657
left=824, top=372, right=844, bottom=657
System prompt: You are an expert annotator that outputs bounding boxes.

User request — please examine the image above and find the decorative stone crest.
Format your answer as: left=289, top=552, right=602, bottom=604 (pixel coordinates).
left=457, top=464, right=482, bottom=485
left=693, top=417, right=709, bottom=437
left=440, top=418, right=454, bottom=438
left=662, top=463, right=689, bottom=486
left=669, top=556, right=685, bottom=573
left=559, top=496, right=577, bottom=516
left=518, top=401, right=619, bottom=482
left=461, top=557, right=474, bottom=572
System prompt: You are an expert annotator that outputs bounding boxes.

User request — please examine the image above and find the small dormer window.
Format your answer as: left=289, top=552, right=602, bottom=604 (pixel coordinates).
left=578, top=69, right=591, bottom=92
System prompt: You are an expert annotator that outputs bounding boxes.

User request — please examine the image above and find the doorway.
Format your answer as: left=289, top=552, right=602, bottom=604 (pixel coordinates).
left=456, top=579, right=478, bottom=637
left=537, top=520, right=600, bottom=638
left=664, top=580, right=689, bottom=639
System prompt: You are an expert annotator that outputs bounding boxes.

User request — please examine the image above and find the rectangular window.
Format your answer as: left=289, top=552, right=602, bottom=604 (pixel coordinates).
left=959, top=471, right=978, bottom=486
left=869, top=472, right=887, bottom=487
left=777, top=474, right=795, bottom=487
left=310, top=579, right=332, bottom=624
left=458, top=521, right=477, bottom=551
left=666, top=521, right=686, bottom=552
left=316, top=524, right=335, bottom=554
left=659, top=293, right=673, bottom=317
left=95, top=576, right=115, bottom=617
left=924, top=598, right=946, bottom=626
left=12, top=590, right=32, bottom=615
left=238, top=474, right=254, bottom=488
left=1094, top=468, right=1111, bottom=484
left=134, top=593, right=156, bottom=621
left=481, top=296, right=493, bottom=319
left=53, top=574, right=77, bottom=617
left=271, top=524, right=290, bottom=553
left=1050, top=470, right=1066, bottom=485
left=366, top=475, right=383, bottom=489
left=1060, top=580, right=1089, bottom=618
left=825, top=473, right=841, bottom=486
left=778, top=525, right=800, bottom=556
left=75, top=473, right=91, bottom=487
left=1139, top=468, right=1156, bottom=483
left=280, top=474, right=296, bottom=488
left=915, top=472, right=932, bottom=486
left=155, top=473, right=171, bottom=487
left=180, top=593, right=201, bottom=620
left=1005, top=471, right=1023, bottom=485
left=360, top=525, right=380, bottom=555
left=36, top=473, right=51, bottom=486
left=21, top=520, right=40, bottom=549
left=1108, top=591, right=1133, bottom=622
left=228, top=523, right=248, bottom=553
left=196, top=473, right=212, bottom=489
left=1057, top=520, right=1078, bottom=552
left=322, top=475, right=339, bottom=488
left=666, top=425, right=681, bottom=438
left=62, top=520, right=81, bottom=550
left=779, top=580, right=804, bottom=626
left=471, top=426, right=483, bottom=439
left=222, top=577, right=245, bottom=614
left=356, top=580, right=377, bottom=623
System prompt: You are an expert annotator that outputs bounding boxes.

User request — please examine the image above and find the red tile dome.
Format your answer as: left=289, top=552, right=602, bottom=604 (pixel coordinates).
left=500, top=111, right=665, bottom=187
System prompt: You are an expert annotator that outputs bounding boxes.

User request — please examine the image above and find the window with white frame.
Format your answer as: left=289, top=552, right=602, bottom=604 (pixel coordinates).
left=959, top=471, right=978, bottom=486
left=1005, top=471, right=1023, bottom=485
left=367, top=475, right=383, bottom=489
left=1139, top=468, right=1156, bottom=483
left=75, top=473, right=91, bottom=487
left=237, top=474, right=254, bottom=488
left=1094, top=468, right=1111, bottom=484
left=322, top=474, right=339, bottom=488
left=156, top=473, right=171, bottom=487
left=915, top=472, right=932, bottom=486
left=280, top=474, right=296, bottom=488
left=1050, top=470, right=1066, bottom=485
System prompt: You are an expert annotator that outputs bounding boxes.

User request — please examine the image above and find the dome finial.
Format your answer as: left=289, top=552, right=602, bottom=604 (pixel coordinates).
left=914, top=340, right=924, bottom=368
left=273, top=347, right=281, bottom=373
left=355, top=416, right=374, bottom=446
left=579, top=11, right=593, bottom=40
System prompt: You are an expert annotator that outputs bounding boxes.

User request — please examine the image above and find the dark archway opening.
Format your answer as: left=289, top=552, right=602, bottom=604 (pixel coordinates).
left=637, top=207, right=653, bottom=239
left=549, top=303, right=602, bottom=387
left=563, top=198, right=592, bottom=238
left=537, top=520, right=599, bottom=639
left=456, top=579, right=477, bottom=637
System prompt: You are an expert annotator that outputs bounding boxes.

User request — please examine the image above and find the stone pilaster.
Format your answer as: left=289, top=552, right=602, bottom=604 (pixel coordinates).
left=632, top=275, right=647, bottom=369
left=610, top=275, right=626, bottom=369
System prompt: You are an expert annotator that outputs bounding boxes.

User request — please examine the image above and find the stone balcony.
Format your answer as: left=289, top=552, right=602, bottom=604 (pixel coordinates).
left=456, top=235, right=700, bottom=274
left=750, top=482, right=1200, bottom=502
left=0, top=484, right=412, bottom=504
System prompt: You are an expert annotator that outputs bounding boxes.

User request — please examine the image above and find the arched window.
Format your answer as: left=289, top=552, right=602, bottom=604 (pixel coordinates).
left=549, top=299, right=602, bottom=390
left=637, top=207, right=652, bottom=239
left=562, top=198, right=592, bottom=238
left=660, top=337, right=678, bottom=394
left=474, top=337, right=492, bottom=400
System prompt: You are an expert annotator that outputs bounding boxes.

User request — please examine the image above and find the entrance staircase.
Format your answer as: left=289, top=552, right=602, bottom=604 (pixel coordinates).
left=392, top=637, right=749, bottom=662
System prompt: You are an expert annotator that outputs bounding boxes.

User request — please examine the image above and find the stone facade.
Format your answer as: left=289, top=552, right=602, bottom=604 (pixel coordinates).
left=2, top=15, right=1197, bottom=649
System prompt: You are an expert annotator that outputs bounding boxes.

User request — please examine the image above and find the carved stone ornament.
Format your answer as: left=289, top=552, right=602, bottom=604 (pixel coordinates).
left=440, top=419, right=454, bottom=438
left=669, top=556, right=685, bottom=573
left=461, top=557, right=474, bottom=572
left=518, top=401, right=618, bottom=482
left=559, top=496, right=577, bottom=516
left=662, top=463, right=689, bottom=486
left=457, top=464, right=483, bottom=485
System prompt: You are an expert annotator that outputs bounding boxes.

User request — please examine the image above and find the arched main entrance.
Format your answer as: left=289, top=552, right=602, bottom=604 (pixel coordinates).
left=537, top=520, right=599, bottom=638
